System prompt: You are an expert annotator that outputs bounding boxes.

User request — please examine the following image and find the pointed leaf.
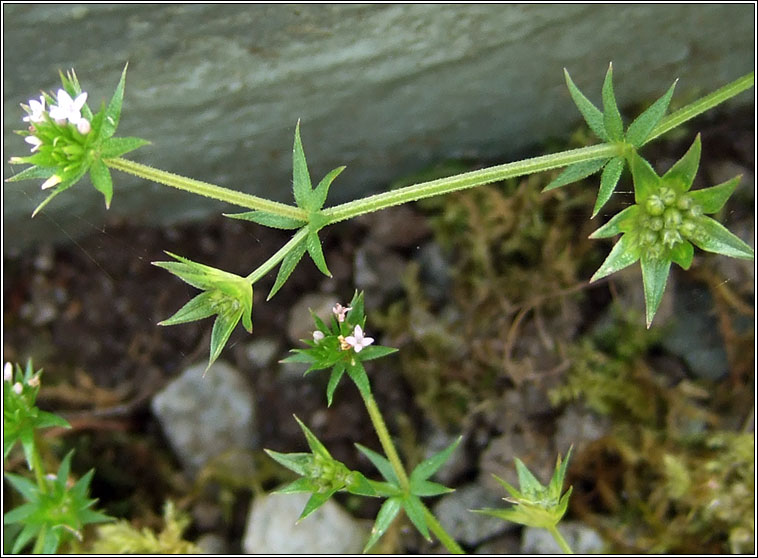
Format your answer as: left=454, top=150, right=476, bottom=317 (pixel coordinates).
left=662, top=134, right=701, bottom=192
left=593, top=156, right=625, bottom=217
left=641, top=256, right=671, bottom=328
left=3, top=502, right=37, bottom=524
left=691, top=217, right=754, bottom=260
left=355, top=444, right=400, bottom=485
left=89, top=159, right=113, bottom=208
left=346, top=359, right=371, bottom=398
left=264, top=450, right=313, bottom=477
left=409, top=479, right=455, bottom=497
left=410, top=436, right=462, bottom=483
left=299, top=490, right=337, bottom=522
left=563, top=68, right=608, bottom=141
left=355, top=345, right=398, bottom=361
left=4, top=473, right=39, bottom=502
left=280, top=350, right=315, bottom=364
left=630, top=152, right=662, bottom=203
left=345, top=471, right=379, bottom=497
left=5, top=165, right=56, bottom=182
left=689, top=176, right=741, bottom=214
left=602, top=63, right=624, bottom=142
left=158, top=291, right=217, bottom=326
left=590, top=234, right=641, bottom=282
left=293, top=415, right=331, bottom=458
left=626, top=79, right=678, bottom=147
left=548, top=446, right=573, bottom=498
left=35, top=410, right=71, bottom=430
left=515, top=458, right=545, bottom=494
left=669, top=240, right=694, bottom=270
left=208, top=309, right=242, bottom=370
left=224, top=210, right=305, bottom=229
left=543, top=158, right=608, bottom=192
left=590, top=205, right=640, bottom=239
left=100, top=136, right=150, bottom=158
left=276, top=477, right=319, bottom=494
left=101, top=63, right=128, bottom=139
left=306, top=230, right=331, bottom=277
left=311, top=166, right=346, bottom=211
left=326, top=361, right=346, bottom=407
left=267, top=238, right=307, bottom=300
left=292, top=121, right=313, bottom=210
left=12, top=523, right=40, bottom=554
left=363, top=497, right=403, bottom=553
left=403, top=495, right=431, bottom=541
left=491, top=474, right=525, bottom=500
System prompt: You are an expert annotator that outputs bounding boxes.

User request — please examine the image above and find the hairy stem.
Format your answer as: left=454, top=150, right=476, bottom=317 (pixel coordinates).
left=106, top=157, right=306, bottom=219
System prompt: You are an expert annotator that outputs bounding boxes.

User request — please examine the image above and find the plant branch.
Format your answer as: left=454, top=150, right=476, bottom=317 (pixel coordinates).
left=547, top=524, right=574, bottom=554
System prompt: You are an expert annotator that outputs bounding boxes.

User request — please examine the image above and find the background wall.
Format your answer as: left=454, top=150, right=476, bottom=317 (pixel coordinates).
left=3, top=4, right=754, bottom=252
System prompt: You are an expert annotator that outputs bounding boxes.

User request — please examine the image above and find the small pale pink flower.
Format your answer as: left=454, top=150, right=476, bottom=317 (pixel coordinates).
left=344, top=325, right=374, bottom=353
left=24, top=135, right=43, bottom=152
left=22, top=95, right=46, bottom=123
left=313, top=330, right=325, bottom=343
left=333, top=303, right=352, bottom=323
left=76, top=118, right=91, bottom=135
left=13, top=382, right=23, bottom=395
left=49, top=89, right=88, bottom=125
left=4, top=362, right=12, bottom=382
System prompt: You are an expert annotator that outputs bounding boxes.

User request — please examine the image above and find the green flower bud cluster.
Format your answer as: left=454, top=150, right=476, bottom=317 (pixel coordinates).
left=637, top=186, right=705, bottom=258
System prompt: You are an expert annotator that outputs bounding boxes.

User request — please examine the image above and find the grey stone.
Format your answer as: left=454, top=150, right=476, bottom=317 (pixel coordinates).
left=151, top=361, right=257, bottom=473
left=286, top=292, right=336, bottom=344
left=522, top=521, right=605, bottom=554
left=242, top=491, right=369, bottom=554
left=4, top=5, right=753, bottom=252
left=433, top=483, right=517, bottom=546
left=243, top=336, right=282, bottom=369
left=554, top=405, right=610, bottom=455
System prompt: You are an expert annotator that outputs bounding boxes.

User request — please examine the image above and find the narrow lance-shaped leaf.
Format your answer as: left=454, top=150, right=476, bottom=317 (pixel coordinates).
left=299, top=490, right=338, bottom=522
left=5, top=165, right=56, bottom=182
left=158, top=291, right=217, bottom=326
left=601, top=63, right=624, bottom=142
left=292, top=120, right=313, bottom=210
left=355, top=443, right=400, bottom=485
left=668, top=240, right=694, bottom=270
left=101, top=63, right=129, bottom=139
left=224, top=210, right=306, bottom=230
left=306, top=230, right=332, bottom=277
left=630, top=151, right=662, bottom=203
left=100, top=136, right=151, bottom=159
left=326, top=361, right=346, bottom=407
left=641, top=256, right=671, bottom=328
left=410, top=436, right=462, bottom=484
left=590, top=234, right=640, bottom=282
left=563, top=68, right=608, bottom=141
left=543, top=158, right=608, bottom=192
left=593, top=156, right=625, bottom=217
left=403, top=495, right=431, bottom=541
left=626, top=79, right=678, bottom=147
left=89, top=158, right=114, bottom=208
left=363, top=497, right=403, bottom=553
left=689, top=175, right=741, bottom=214
left=311, top=165, right=346, bottom=211
left=207, top=309, right=243, bottom=372
left=268, top=237, right=307, bottom=300
left=589, top=205, right=639, bottom=239
left=662, top=134, right=701, bottom=192
left=691, top=217, right=754, bottom=260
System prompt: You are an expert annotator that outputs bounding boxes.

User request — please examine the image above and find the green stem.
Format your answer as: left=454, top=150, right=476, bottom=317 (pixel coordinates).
left=647, top=72, right=754, bottom=143
left=422, top=503, right=466, bottom=554
left=547, top=524, right=574, bottom=554
left=106, top=157, right=306, bottom=219
left=245, top=228, right=308, bottom=283
left=30, top=434, right=47, bottom=493
left=322, top=144, right=619, bottom=224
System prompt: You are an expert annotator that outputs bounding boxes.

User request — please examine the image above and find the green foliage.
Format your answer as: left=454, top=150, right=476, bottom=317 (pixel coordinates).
left=87, top=501, right=201, bottom=554
left=8, top=65, right=149, bottom=213
left=474, top=447, right=573, bottom=530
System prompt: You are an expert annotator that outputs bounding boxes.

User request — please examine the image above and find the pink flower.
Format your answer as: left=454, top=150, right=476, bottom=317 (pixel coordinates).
left=344, top=325, right=374, bottom=353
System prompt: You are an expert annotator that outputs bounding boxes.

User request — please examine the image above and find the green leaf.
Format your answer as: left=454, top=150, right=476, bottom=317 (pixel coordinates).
left=409, top=479, right=454, bottom=497
left=543, top=158, right=608, bottom=192
left=355, top=444, right=400, bottom=485
left=662, top=134, right=701, bottom=192
left=626, top=79, right=678, bottom=147
left=601, top=63, right=624, bottom=142
left=158, top=291, right=217, bottom=326
left=89, top=159, right=114, bottom=208
left=589, top=205, right=639, bottom=239
left=299, top=490, right=338, bottom=522
left=208, top=309, right=243, bottom=371
left=590, top=234, right=641, bottom=282
left=264, top=450, right=312, bottom=477
left=563, top=68, right=608, bottom=141
left=669, top=240, right=694, bottom=270
left=224, top=210, right=305, bottom=229
left=306, top=230, right=331, bottom=277
left=100, top=136, right=150, bottom=158
left=363, top=496, right=402, bottom=553
left=547, top=446, right=573, bottom=498
left=311, top=165, right=346, bottom=211
left=355, top=345, right=398, bottom=362
left=630, top=151, right=662, bottom=203
left=515, top=458, right=545, bottom=496
left=326, top=361, right=346, bottom=407
left=101, top=63, right=128, bottom=140
left=402, top=495, right=430, bottom=541
left=292, top=120, right=313, bottom=210
left=293, top=415, right=331, bottom=459
left=34, top=410, right=71, bottom=431
left=280, top=350, right=314, bottom=364
left=5, top=165, right=56, bottom=182
left=268, top=237, right=307, bottom=300
left=593, top=156, right=625, bottom=217
left=410, top=436, right=462, bottom=484
left=640, top=255, right=671, bottom=328
left=276, top=477, right=318, bottom=494
left=689, top=176, right=741, bottom=214
left=691, top=217, right=754, bottom=260
left=346, top=359, right=371, bottom=398
left=4, top=473, right=39, bottom=502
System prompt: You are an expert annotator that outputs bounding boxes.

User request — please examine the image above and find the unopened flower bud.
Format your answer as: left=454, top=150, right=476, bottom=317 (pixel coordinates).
left=313, top=330, right=325, bottom=343
left=13, top=382, right=23, bottom=395
left=41, top=174, right=62, bottom=190
left=645, top=195, right=665, bottom=216
left=77, top=118, right=91, bottom=135
left=4, top=362, right=13, bottom=382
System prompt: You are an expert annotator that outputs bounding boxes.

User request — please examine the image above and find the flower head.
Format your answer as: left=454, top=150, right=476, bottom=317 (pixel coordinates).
left=22, top=95, right=46, bottom=123
left=49, top=89, right=88, bottom=126
left=344, top=325, right=374, bottom=353
left=332, top=303, right=352, bottom=323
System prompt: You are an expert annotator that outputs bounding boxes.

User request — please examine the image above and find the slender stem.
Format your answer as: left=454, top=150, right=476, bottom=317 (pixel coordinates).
left=547, top=524, right=574, bottom=554
left=32, top=525, right=48, bottom=554
left=361, top=392, right=410, bottom=490
left=422, top=503, right=465, bottom=554
left=647, top=72, right=754, bottom=143
left=106, top=157, right=306, bottom=219
left=322, top=144, right=619, bottom=224
left=30, top=435, right=47, bottom=493
left=245, top=228, right=308, bottom=283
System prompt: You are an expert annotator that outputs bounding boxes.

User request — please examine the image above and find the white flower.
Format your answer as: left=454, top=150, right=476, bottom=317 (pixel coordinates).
left=24, top=135, right=43, bottom=152
left=313, top=330, right=325, bottom=343
left=49, top=89, right=88, bottom=125
left=344, top=325, right=374, bottom=353
left=333, top=303, right=352, bottom=323
left=22, top=95, right=46, bottom=123
left=12, top=382, right=23, bottom=395
left=76, top=118, right=91, bottom=135
left=4, top=362, right=12, bottom=382
left=41, top=174, right=62, bottom=190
